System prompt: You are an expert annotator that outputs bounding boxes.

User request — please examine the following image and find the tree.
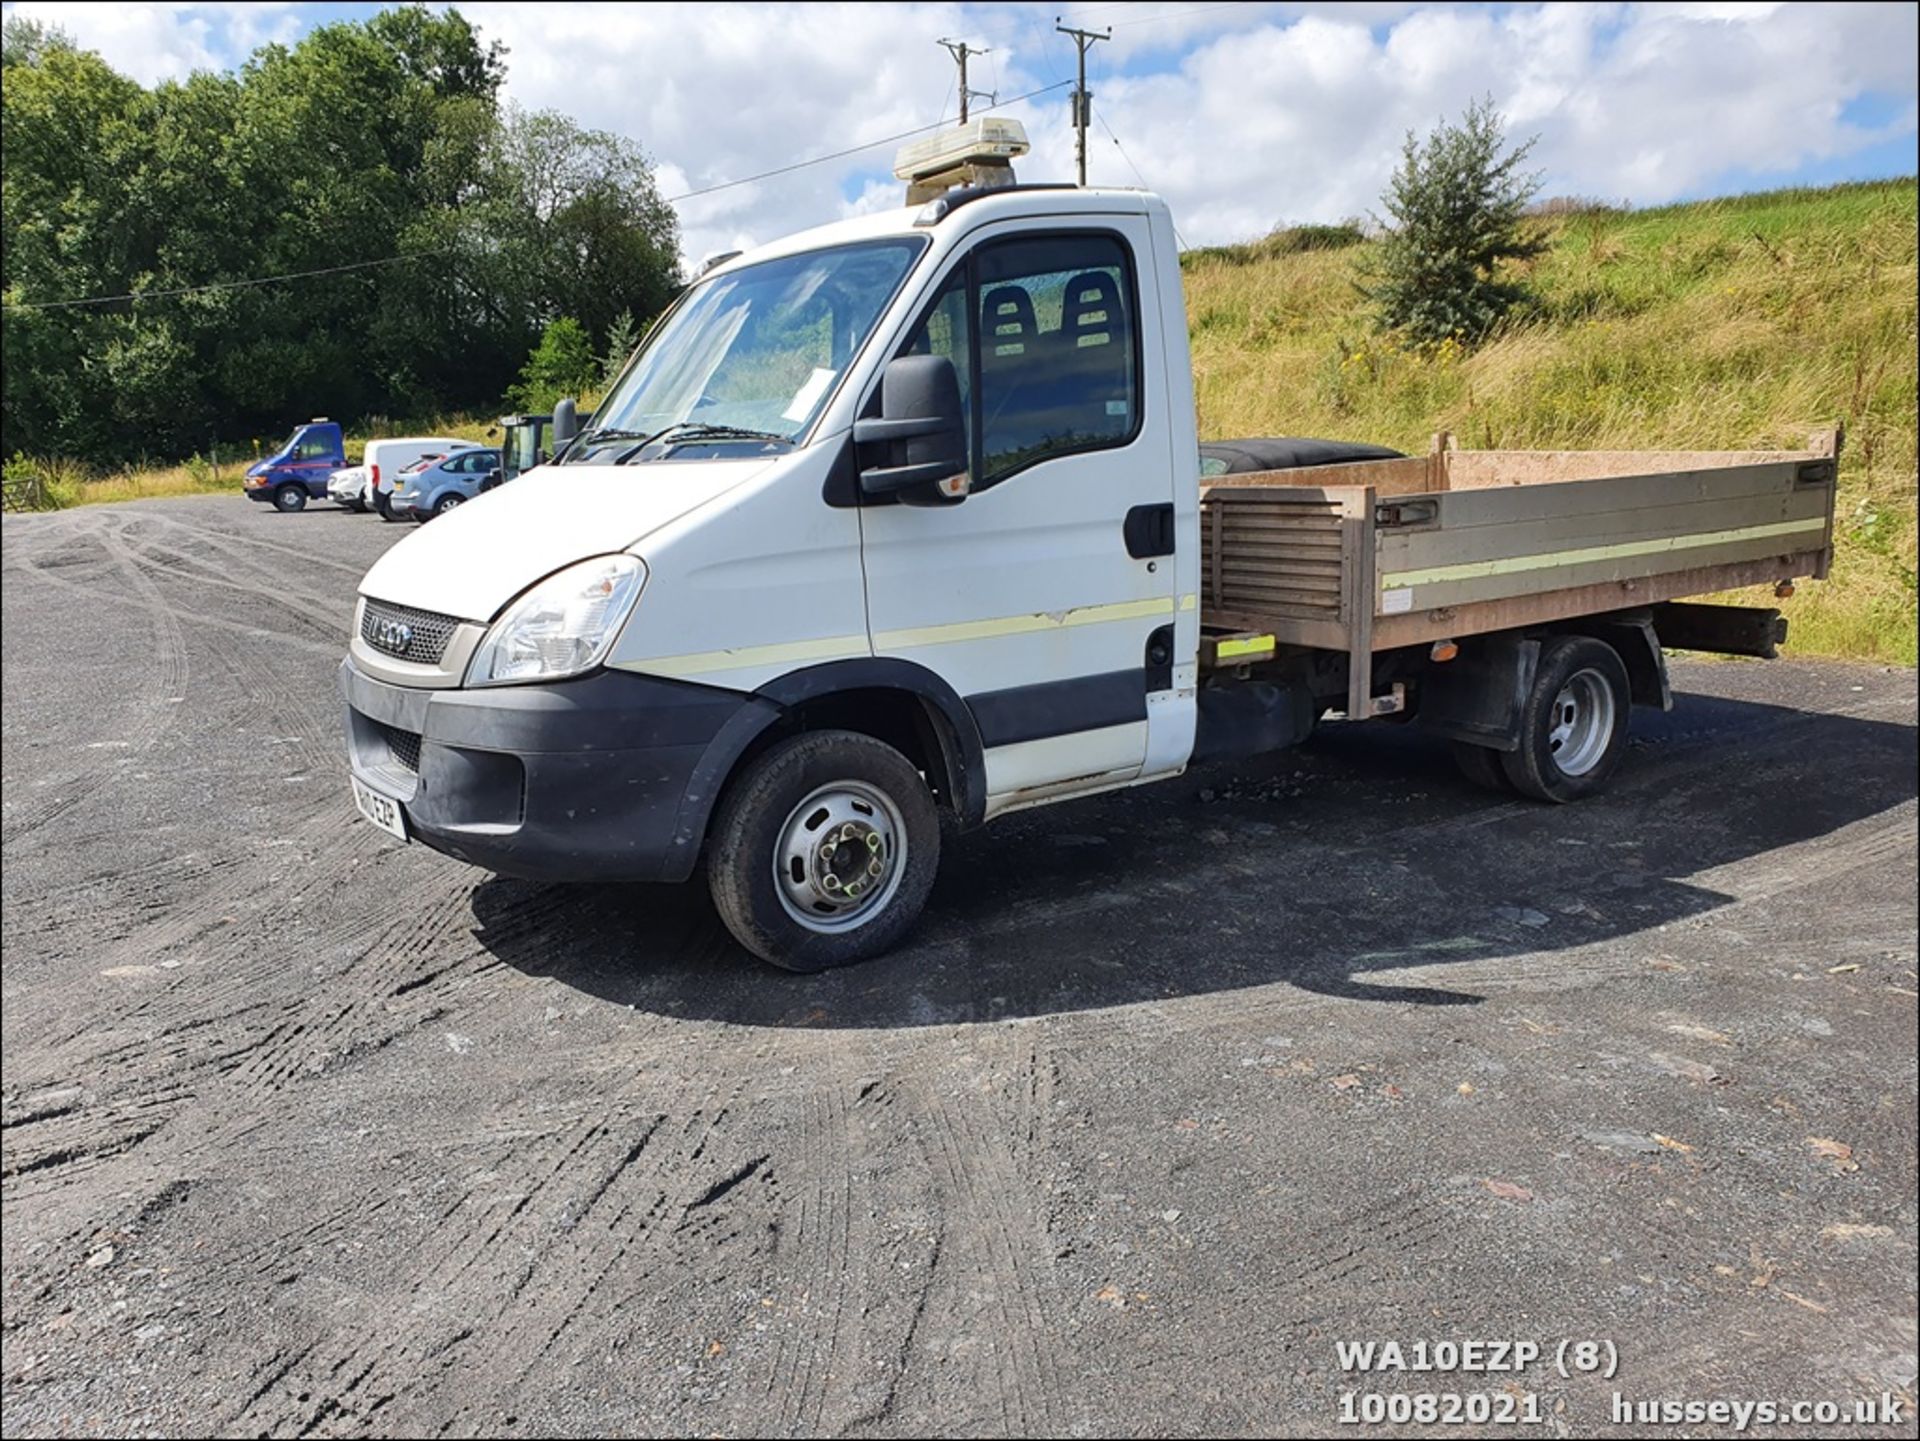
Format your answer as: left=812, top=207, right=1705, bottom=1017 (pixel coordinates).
left=600, top=309, right=640, bottom=390
left=508, top=317, right=598, bottom=412
left=0, top=9, right=677, bottom=464
left=1364, top=97, right=1544, bottom=348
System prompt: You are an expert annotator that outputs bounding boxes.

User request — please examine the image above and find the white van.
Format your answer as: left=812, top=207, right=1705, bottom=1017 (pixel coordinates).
left=338, top=123, right=1834, bottom=973
left=363, top=437, right=479, bottom=521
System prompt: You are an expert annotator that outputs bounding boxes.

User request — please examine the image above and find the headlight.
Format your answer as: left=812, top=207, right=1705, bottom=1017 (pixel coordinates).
left=466, top=555, right=646, bottom=687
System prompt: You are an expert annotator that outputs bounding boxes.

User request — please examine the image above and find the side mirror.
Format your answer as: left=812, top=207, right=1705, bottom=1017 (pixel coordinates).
left=552, top=397, right=579, bottom=446
left=852, top=355, right=969, bottom=505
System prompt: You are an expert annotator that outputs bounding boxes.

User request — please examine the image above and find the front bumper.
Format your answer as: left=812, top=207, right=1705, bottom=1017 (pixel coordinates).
left=340, top=659, right=778, bottom=883
left=243, top=480, right=277, bottom=503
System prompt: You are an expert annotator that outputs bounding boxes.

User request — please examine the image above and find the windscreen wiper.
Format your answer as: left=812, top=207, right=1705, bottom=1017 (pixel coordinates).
left=560, top=426, right=656, bottom=462
left=614, top=421, right=793, bottom=463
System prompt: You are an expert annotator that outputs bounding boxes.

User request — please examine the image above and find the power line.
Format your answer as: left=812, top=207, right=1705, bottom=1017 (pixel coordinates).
left=660, top=78, right=1071, bottom=203
left=4, top=81, right=1074, bottom=313
left=2, top=249, right=445, bottom=313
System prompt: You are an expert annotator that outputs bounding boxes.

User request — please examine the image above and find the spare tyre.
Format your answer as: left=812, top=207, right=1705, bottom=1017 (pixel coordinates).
left=1200, top=436, right=1405, bottom=477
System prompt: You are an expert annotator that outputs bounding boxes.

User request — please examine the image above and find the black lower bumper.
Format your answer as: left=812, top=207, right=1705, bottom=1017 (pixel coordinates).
left=340, top=660, right=779, bottom=883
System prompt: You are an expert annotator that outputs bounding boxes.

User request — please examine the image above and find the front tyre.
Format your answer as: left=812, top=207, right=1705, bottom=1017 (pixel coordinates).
left=1500, top=635, right=1631, bottom=802
left=273, top=484, right=307, bottom=513
left=707, top=730, right=940, bottom=971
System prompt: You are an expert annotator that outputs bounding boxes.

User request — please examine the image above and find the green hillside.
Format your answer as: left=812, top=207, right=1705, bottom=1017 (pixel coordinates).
left=1183, top=178, right=1918, bottom=665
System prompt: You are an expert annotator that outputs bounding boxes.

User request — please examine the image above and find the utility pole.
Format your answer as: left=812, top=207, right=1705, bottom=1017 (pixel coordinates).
left=937, top=38, right=993, bottom=124
left=1055, top=18, right=1110, bottom=186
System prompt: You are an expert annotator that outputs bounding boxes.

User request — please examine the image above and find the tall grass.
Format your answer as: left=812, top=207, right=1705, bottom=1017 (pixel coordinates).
left=1183, top=177, right=1918, bottom=664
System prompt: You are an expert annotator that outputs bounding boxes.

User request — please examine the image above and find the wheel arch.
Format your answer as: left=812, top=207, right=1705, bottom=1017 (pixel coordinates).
left=661, top=658, right=987, bottom=883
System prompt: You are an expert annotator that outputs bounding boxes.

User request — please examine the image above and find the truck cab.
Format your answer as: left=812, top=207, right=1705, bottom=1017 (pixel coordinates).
left=245, top=419, right=346, bottom=512
left=340, top=123, right=1832, bottom=971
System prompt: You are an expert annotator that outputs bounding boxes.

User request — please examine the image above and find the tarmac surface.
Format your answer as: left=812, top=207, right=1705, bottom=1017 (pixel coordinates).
left=3, top=495, right=1916, bottom=1437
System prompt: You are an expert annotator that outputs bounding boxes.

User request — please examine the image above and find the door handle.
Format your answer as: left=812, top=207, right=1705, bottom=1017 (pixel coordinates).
left=1124, top=502, right=1176, bottom=558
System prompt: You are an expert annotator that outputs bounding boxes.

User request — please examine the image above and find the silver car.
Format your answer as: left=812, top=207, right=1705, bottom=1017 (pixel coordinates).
left=326, top=463, right=372, bottom=512
left=388, top=449, right=504, bottom=522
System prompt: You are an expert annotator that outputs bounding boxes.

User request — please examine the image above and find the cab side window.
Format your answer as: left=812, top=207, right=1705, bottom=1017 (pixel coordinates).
left=893, top=232, right=1138, bottom=493
left=295, top=434, right=334, bottom=460
left=899, top=272, right=974, bottom=475
left=976, top=234, right=1136, bottom=484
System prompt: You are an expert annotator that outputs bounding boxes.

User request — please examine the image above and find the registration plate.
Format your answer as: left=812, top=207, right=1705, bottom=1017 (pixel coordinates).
left=351, top=774, right=408, bottom=841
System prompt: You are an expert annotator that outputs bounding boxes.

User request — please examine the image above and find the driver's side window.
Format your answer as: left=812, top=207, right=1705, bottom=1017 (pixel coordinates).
left=899, top=272, right=974, bottom=476
left=894, top=231, right=1139, bottom=494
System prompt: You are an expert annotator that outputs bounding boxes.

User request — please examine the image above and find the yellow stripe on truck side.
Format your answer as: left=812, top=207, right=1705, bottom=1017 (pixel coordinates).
left=872, top=594, right=1178, bottom=650
left=616, top=593, right=1196, bottom=679
left=615, top=632, right=869, bottom=679
left=1380, top=517, right=1828, bottom=593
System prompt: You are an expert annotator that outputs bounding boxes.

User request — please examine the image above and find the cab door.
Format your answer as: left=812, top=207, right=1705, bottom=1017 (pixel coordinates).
left=858, top=219, right=1185, bottom=815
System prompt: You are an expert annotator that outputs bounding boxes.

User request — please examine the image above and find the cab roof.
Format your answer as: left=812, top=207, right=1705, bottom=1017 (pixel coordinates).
left=702, top=186, right=1158, bottom=278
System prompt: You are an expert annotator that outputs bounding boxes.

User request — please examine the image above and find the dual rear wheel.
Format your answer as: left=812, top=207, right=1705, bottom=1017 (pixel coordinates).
left=1451, top=635, right=1632, bottom=802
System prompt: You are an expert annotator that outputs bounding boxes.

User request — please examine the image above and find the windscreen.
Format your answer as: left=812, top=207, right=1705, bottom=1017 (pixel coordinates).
left=572, top=237, right=924, bottom=462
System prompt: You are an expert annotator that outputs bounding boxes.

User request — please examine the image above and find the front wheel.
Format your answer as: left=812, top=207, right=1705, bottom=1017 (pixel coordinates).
left=1500, top=635, right=1631, bottom=802
left=273, top=484, right=307, bottom=513
left=707, top=730, right=941, bottom=971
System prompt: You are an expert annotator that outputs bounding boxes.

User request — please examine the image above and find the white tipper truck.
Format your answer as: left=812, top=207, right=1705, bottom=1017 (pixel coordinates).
left=341, top=120, right=1839, bottom=970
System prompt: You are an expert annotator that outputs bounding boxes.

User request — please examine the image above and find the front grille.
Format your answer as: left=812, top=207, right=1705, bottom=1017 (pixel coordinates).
left=361, top=597, right=460, bottom=664
left=379, top=722, right=423, bottom=775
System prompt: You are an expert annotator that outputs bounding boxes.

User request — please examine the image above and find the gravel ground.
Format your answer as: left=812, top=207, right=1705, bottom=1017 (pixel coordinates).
left=3, top=495, right=1916, bottom=1438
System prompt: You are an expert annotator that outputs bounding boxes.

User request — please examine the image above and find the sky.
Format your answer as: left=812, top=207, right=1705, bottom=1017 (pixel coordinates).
left=5, top=1, right=1916, bottom=268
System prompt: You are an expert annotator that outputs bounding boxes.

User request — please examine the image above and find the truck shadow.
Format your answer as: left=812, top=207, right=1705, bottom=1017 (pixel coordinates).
left=470, top=687, right=1916, bottom=1029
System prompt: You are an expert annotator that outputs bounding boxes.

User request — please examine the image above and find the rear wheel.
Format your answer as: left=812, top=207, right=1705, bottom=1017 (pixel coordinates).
left=1500, top=636, right=1631, bottom=802
left=430, top=493, right=463, bottom=518
left=707, top=730, right=941, bottom=971
left=273, top=484, right=307, bottom=513
left=376, top=492, right=400, bottom=522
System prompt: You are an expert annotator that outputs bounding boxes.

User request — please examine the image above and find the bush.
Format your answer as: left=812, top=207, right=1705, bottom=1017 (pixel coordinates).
left=1266, top=222, right=1366, bottom=255
left=2, top=452, right=85, bottom=509
left=1364, top=98, right=1545, bottom=349
left=507, top=317, right=599, bottom=413
left=600, top=309, right=641, bottom=391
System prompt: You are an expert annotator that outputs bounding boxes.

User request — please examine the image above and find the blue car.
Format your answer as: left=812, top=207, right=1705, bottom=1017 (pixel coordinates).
left=388, top=448, right=505, bottom=521
left=243, top=419, right=346, bottom=511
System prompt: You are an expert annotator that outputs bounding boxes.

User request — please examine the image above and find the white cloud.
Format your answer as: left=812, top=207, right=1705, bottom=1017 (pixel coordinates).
left=7, top=1, right=1914, bottom=260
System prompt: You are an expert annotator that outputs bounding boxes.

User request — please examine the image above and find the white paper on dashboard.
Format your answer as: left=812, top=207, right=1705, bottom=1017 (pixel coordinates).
left=782, top=367, right=837, bottom=422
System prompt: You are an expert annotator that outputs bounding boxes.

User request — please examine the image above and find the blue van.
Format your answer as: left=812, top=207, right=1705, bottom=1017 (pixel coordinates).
left=243, top=420, right=346, bottom=512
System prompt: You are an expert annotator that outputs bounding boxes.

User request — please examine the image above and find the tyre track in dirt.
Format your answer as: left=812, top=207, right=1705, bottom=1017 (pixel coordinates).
left=2, top=514, right=189, bottom=845
left=5, top=500, right=1916, bottom=1437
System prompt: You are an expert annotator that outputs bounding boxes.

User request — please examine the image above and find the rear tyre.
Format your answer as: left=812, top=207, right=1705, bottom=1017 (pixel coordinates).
left=430, top=493, right=463, bottom=519
left=1450, top=740, right=1513, bottom=793
left=273, top=484, right=307, bottom=513
left=707, top=730, right=941, bottom=972
left=1499, top=635, right=1632, bottom=803
left=376, top=493, right=400, bottom=522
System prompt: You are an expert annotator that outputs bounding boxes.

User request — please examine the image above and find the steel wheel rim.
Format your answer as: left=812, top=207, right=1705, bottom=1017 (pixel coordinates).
left=773, top=780, right=907, bottom=933
left=1547, top=668, right=1615, bottom=777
